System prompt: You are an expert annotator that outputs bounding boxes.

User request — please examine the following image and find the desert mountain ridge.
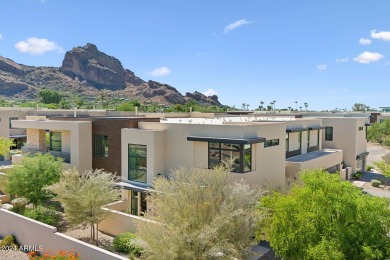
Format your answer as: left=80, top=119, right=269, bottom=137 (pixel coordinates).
left=0, top=43, right=221, bottom=106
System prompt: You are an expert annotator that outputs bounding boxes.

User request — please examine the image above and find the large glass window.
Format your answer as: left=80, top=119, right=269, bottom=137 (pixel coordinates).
left=93, top=135, right=108, bottom=157
left=48, top=132, right=61, bottom=151
left=208, top=142, right=251, bottom=173
left=130, top=191, right=147, bottom=216
left=325, top=127, right=333, bottom=141
left=128, top=144, right=147, bottom=182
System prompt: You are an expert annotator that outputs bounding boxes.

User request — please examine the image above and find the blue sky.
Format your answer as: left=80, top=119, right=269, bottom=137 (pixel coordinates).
left=1, top=0, right=390, bottom=111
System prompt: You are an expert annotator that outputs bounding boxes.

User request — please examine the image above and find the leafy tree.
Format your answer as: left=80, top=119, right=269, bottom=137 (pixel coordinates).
left=367, top=119, right=390, bottom=145
left=6, top=153, right=63, bottom=206
left=137, top=167, right=263, bottom=259
left=0, top=137, right=15, bottom=157
left=374, top=157, right=390, bottom=187
left=256, top=169, right=390, bottom=259
left=38, top=89, right=62, bottom=104
left=117, top=101, right=135, bottom=111
left=49, top=169, right=119, bottom=243
left=352, top=102, right=370, bottom=111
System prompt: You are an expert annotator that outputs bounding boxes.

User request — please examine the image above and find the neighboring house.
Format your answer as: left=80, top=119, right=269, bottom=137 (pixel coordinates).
left=320, top=117, right=369, bottom=176
left=12, top=116, right=93, bottom=173
left=11, top=116, right=159, bottom=175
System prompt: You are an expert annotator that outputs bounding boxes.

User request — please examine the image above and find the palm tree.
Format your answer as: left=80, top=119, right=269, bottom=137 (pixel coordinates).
left=270, top=101, right=274, bottom=111
left=304, top=102, right=308, bottom=112
left=288, top=106, right=292, bottom=111
left=259, top=101, right=264, bottom=111
left=273, top=100, right=276, bottom=110
left=295, top=101, right=298, bottom=111
left=242, top=103, right=246, bottom=110
left=246, top=104, right=249, bottom=111
left=299, top=106, right=302, bottom=111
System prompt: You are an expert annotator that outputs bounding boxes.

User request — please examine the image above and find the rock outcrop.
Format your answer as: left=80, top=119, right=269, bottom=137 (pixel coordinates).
left=0, top=43, right=222, bottom=107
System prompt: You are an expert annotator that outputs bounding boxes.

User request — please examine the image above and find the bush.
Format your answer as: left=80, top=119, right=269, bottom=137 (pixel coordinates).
left=0, top=235, right=17, bottom=247
left=371, top=179, right=381, bottom=187
left=11, top=198, right=28, bottom=213
left=352, top=171, right=362, bottom=180
left=22, top=205, right=62, bottom=227
left=366, top=165, right=373, bottom=172
left=113, top=232, right=143, bottom=255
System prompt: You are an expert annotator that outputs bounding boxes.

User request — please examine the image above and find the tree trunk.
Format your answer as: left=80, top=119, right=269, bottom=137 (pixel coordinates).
left=96, top=223, right=99, bottom=246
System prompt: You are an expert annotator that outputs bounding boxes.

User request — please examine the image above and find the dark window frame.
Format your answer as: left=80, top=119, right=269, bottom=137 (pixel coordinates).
left=264, top=139, right=280, bottom=148
left=128, top=144, right=147, bottom=183
left=93, top=135, right=109, bottom=157
left=48, top=132, right=61, bottom=152
left=325, top=127, right=333, bottom=141
left=208, top=142, right=252, bottom=173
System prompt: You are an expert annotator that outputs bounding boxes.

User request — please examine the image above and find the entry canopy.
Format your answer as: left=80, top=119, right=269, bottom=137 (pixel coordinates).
left=187, top=136, right=266, bottom=144
left=116, top=181, right=153, bottom=192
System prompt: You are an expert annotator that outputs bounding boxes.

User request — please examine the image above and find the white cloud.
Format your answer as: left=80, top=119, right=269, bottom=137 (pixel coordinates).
left=353, top=51, right=383, bottom=64
left=224, top=19, right=251, bottom=33
left=14, top=37, right=63, bottom=55
left=336, top=57, right=349, bottom=63
left=316, top=64, right=327, bottom=71
left=371, top=30, right=390, bottom=41
left=202, top=88, right=218, bottom=96
left=0, top=33, right=3, bottom=40
left=147, top=66, right=171, bottom=77
left=359, top=38, right=372, bottom=45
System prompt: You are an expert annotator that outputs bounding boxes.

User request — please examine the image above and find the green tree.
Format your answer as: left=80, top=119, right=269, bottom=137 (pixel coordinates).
left=117, top=102, right=135, bottom=111
left=0, top=137, right=15, bottom=157
left=304, top=102, right=308, bottom=111
left=49, top=169, right=119, bottom=243
left=38, top=89, right=62, bottom=104
left=352, top=102, right=370, bottom=111
left=367, top=119, right=390, bottom=145
left=256, top=169, right=390, bottom=259
left=374, top=157, right=390, bottom=187
left=6, top=153, right=63, bottom=206
left=137, top=167, right=263, bottom=259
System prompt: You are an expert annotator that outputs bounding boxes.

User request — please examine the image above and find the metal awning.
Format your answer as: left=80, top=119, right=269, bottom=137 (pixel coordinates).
left=356, top=151, right=369, bottom=159
left=116, top=181, right=153, bottom=192
left=365, top=123, right=372, bottom=126
left=187, top=136, right=266, bottom=144
left=9, top=135, right=27, bottom=139
left=286, top=128, right=308, bottom=133
left=308, top=126, right=326, bottom=130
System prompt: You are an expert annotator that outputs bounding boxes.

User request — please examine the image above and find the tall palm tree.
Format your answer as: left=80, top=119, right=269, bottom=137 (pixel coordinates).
left=246, top=104, right=249, bottom=111
left=259, top=101, right=264, bottom=111
left=270, top=101, right=274, bottom=111
left=304, top=102, right=308, bottom=112
left=273, top=100, right=276, bottom=110
left=295, top=101, right=298, bottom=111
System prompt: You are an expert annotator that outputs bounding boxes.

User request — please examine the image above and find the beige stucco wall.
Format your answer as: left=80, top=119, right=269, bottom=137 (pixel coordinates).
left=0, top=209, right=127, bottom=260
left=0, top=110, right=28, bottom=138
left=12, top=119, right=92, bottom=173
left=122, top=121, right=286, bottom=186
left=121, top=129, right=166, bottom=185
left=285, top=149, right=343, bottom=179
left=320, top=117, right=367, bottom=173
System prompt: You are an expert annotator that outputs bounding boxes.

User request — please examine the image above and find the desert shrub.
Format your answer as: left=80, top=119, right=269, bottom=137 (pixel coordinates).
left=371, top=179, right=381, bottom=187
left=381, top=136, right=390, bottom=147
left=22, top=205, right=62, bottom=227
left=352, top=171, right=362, bottom=180
left=366, top=165, right=373, bottom=172
left=113, top=232, right=143, bottom=255
left=11, top=198, right=28, bottom=213
left=0, top=235, right=17, bottom=247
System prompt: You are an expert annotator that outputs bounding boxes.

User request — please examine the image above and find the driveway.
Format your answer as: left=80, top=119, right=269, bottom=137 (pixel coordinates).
left=367, top=143, right=390, bottom=166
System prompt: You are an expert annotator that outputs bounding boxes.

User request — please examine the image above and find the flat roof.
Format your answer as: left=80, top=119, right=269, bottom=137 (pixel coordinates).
left=187, top=136, right=266, bottom=144
left=286, top=150, right=340, bottom=163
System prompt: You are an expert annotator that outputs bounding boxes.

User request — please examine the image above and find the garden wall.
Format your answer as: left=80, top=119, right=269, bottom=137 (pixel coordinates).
left=99, top=201, right=153, bottom=236
left=0, top=209, right=127, bottom=260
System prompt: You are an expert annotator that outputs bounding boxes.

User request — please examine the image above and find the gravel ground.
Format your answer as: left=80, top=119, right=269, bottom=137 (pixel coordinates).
left=0, top=250, right=29, bottom=260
